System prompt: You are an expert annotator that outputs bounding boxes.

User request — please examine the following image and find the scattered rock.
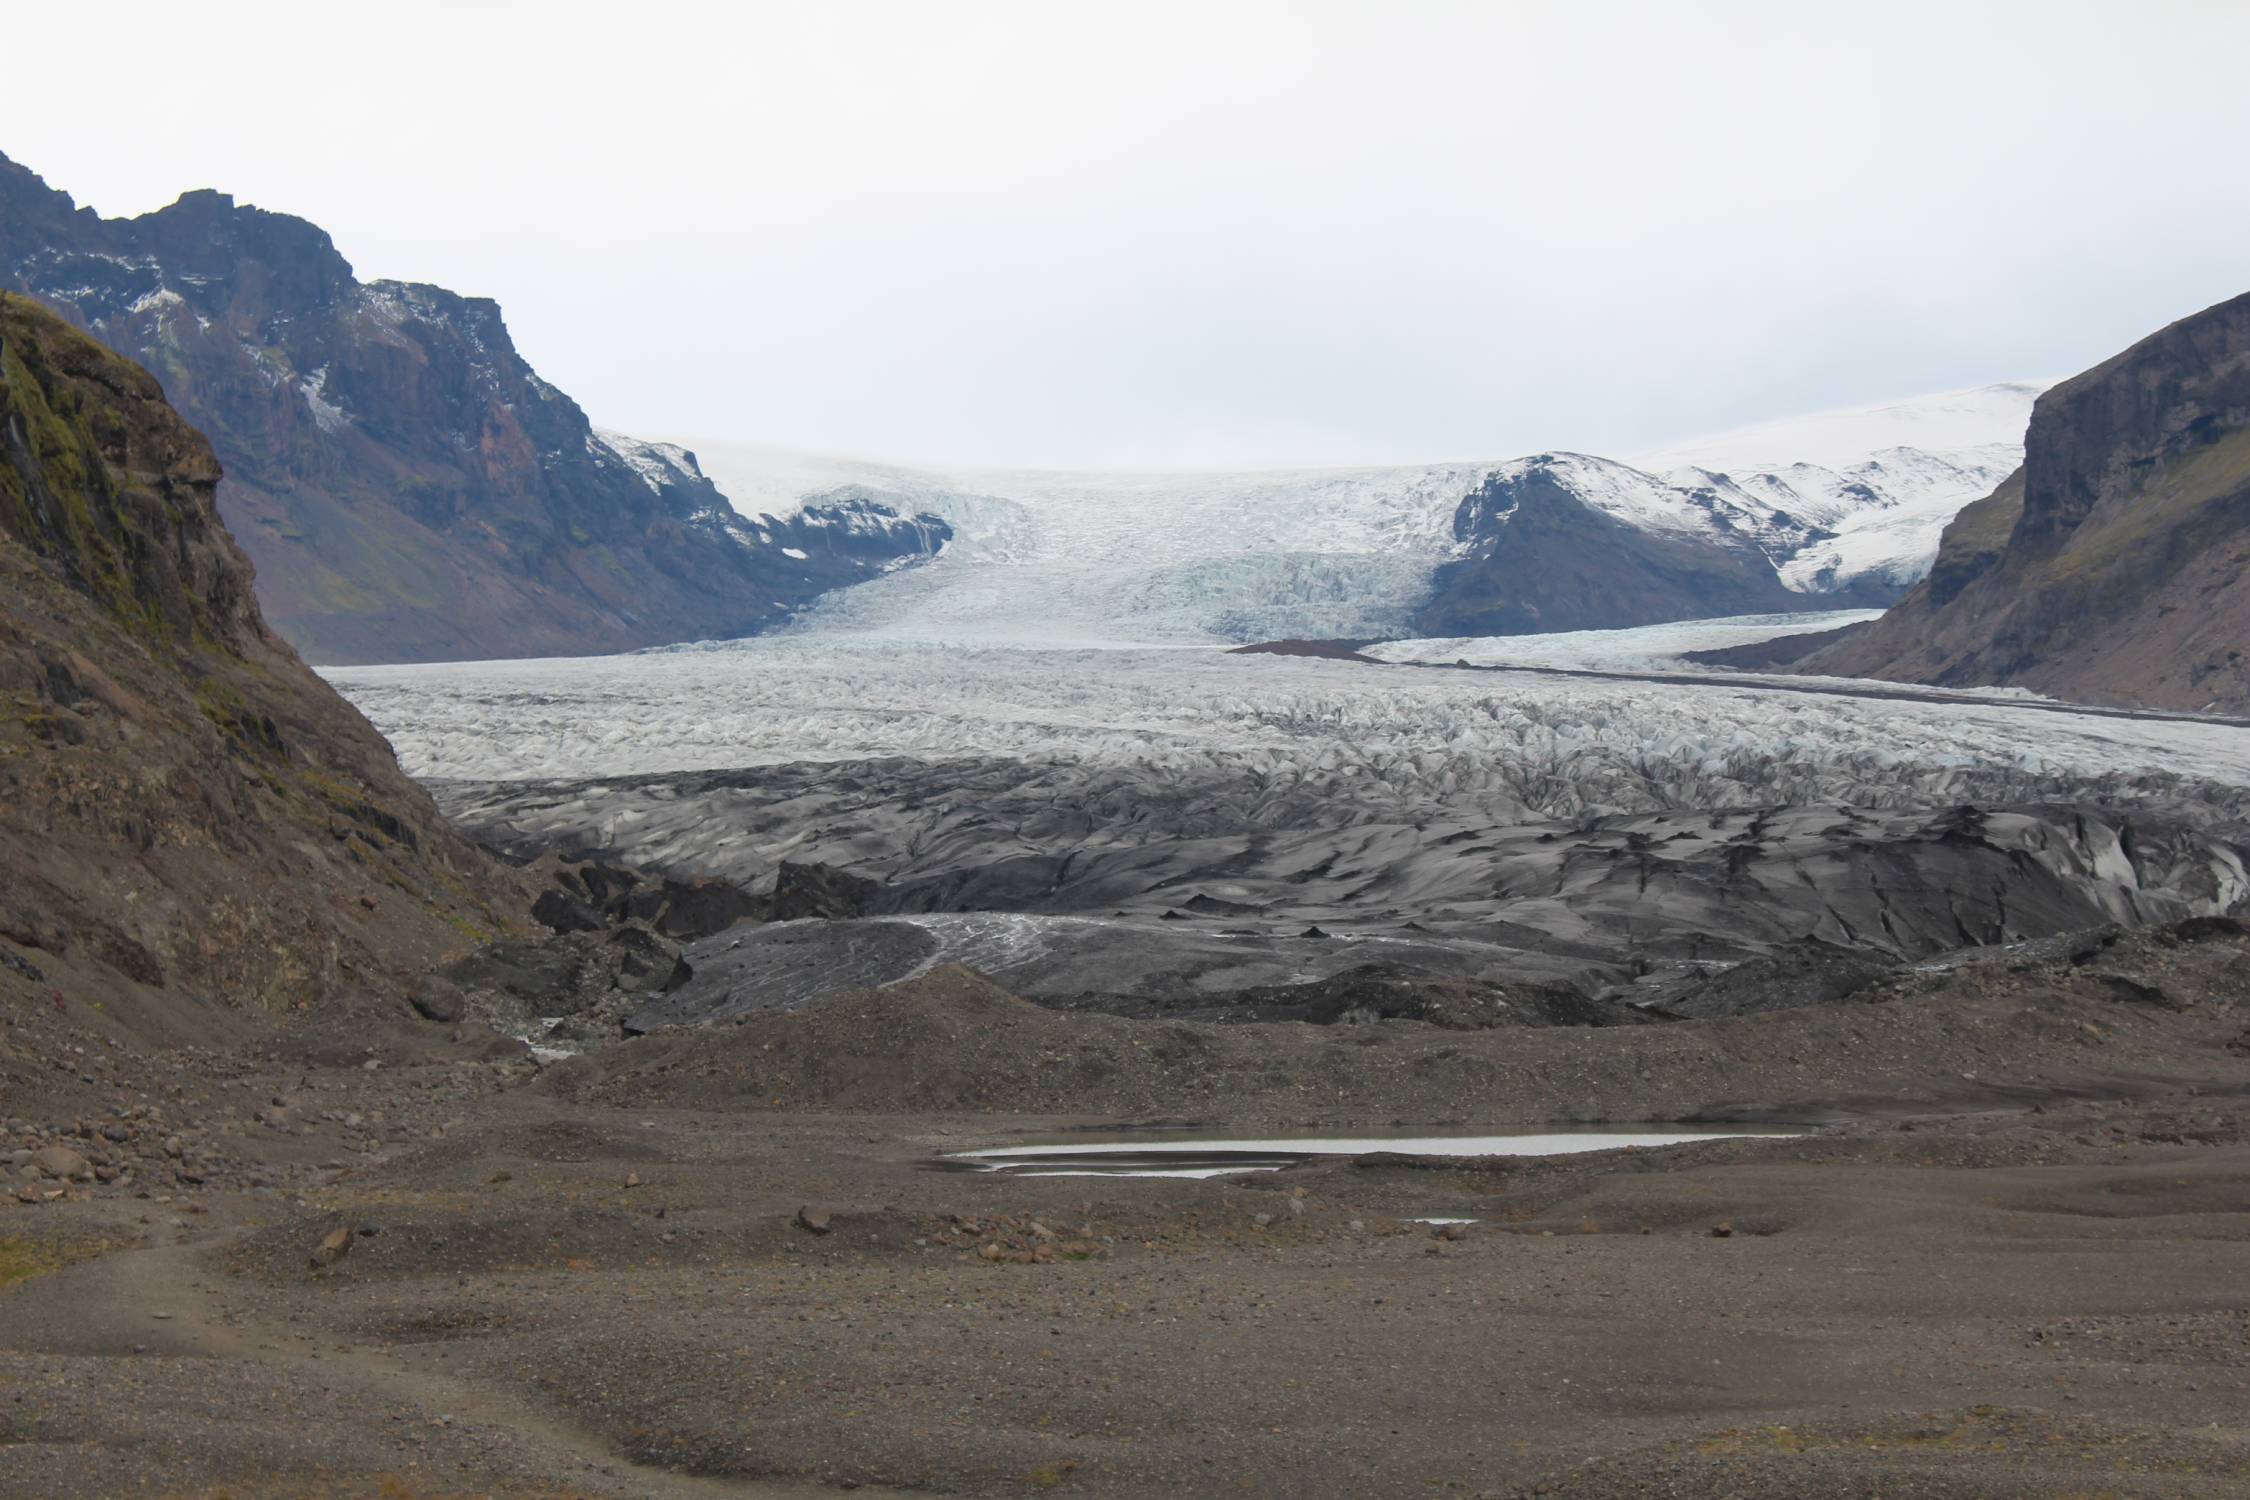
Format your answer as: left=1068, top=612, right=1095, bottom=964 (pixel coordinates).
left=30, top=1145, right=91, bottom=1181
left=531, top=888, right=605, bottom=934
left=769, top=861, right=881, bottom=922
left=796, top=1206, right=834, bottom=1235
left=309, top=1225, right=354, bottom=1268
left=607, top=925, right=690, bottom=993
left=409, top=977, right=467, bottom=1024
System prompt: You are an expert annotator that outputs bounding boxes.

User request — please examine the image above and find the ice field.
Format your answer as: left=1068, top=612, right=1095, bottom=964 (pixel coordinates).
left=330, top=619, right=2250, bottom=815
left=673, top=383, right=2040, bottom=646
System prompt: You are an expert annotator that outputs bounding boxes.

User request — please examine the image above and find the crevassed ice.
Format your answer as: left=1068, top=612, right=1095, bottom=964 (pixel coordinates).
left=668, top=383, right=2041, bottom=646
left=326, top=629, right=2250, bottom=805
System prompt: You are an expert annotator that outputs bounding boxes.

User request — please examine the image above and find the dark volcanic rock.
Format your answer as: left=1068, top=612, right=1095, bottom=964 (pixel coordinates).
left=1653, top=941, right=1899, bottom=1020
left=769, top=861, right=881, bottom=922
left=408, top=977, right=468, bottom=1024
left=0, top=293, right=523, bottom=1058
left=531, top=859, right=761, bottom=942
left=608, top=925, right=691, bottom=993
left=443, top=940, right=592, bottom=1015
left=1412, top=459, right=1891, bottom=638
left=441, top=924, right=687, bottom=1038
left=531, top=888, right=606, bottom=935
left=624, top=876, right=762, bottom=943
left=1681, top=620, right=1873, bottom=671
left=0, top=153, right=950, bottom=664
left=1806, top=289, right=2250, bottom=710
left=1072, top=962, right=1645, bottom=1029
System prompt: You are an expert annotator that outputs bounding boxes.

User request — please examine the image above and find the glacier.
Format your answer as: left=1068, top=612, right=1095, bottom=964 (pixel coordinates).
left=331, top=626, right=2250, bottom=802
left=660, top=383, right=2043, bottom=645
left=322, top=378, right=2250, bottom=1029
left=329, top=603, right=2250, bottom=1029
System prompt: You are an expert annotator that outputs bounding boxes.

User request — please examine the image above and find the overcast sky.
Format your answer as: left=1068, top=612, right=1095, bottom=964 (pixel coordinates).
left=10, top=1, right=2250, bottom=468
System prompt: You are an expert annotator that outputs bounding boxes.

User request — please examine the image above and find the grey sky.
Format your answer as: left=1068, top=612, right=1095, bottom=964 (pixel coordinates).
left=10, top=1, right=2250, bottom=468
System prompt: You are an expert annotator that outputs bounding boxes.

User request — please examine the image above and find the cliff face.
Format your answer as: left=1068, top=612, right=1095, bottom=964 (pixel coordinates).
left=0, top=292, right=523, bottom=1037
left=0, top=153, right=950, bottom=664
left=1813, top=291, right=2250, bottom=710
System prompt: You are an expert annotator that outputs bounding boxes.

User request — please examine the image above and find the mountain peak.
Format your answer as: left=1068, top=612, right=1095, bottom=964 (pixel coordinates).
left=2, top=153, right=953, bottom=663
left=1628, top=382, right=2049, bottom=479
left=1801, top=289, right=2250, bottom=710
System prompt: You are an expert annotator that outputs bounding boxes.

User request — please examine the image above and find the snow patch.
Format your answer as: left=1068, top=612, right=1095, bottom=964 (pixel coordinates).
left=592, top=428, right=704, bottom=496
left=298, top=366, right=349, bottom=433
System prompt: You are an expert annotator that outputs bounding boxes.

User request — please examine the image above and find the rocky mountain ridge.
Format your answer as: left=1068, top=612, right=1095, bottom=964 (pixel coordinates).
left=1411, top=453, right=1884, bottom=635
left=1807, top=290, right=2250, bottom=711
left=0, top=152, right=951, bottom=664
left=0, top=291, right=521, bottom=1059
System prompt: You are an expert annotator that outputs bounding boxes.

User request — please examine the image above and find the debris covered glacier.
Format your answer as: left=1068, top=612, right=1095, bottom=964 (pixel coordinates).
left=330, top=609, right=2250, bottom=1030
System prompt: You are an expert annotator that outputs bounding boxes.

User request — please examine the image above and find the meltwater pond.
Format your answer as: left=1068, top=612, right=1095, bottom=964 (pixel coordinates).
left=945, top=1126, right=1799, bottom=1178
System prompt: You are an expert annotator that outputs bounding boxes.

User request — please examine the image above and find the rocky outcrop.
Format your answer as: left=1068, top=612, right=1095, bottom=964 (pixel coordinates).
left=0, top=293, right=524, bottom=1050
left=1410, top=457, right=1895, bottom=637
left=1807, top=291, right=2250, bottom=710
left=0, top=152, right=950, bottom=664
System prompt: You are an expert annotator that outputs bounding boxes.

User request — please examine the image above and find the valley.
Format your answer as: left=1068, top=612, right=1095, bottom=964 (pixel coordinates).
left=8, top=277, right=2249, bottom=1495
left=323, top=619, right=2250, bottom=1045
left=5, top=32, right=2250, bottom=1494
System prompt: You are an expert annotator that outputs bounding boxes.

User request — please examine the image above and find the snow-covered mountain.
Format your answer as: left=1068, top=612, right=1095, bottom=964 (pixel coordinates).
left=1630, top=382, right=2047, bottom=592
left=672, top=382, right=2043, bottom=646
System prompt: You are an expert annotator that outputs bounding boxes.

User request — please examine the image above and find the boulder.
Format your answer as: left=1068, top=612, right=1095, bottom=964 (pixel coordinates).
left=531, top=888, right=605, bottom=935
left=635, top=878, right=762, bottom=941
left=29, top=1145, right=91, bottom=1181
left=770, top=862, right=880, bottom=922
left=607, top=925, right=690, bottom=993
left=409, top=976, right=467, bottom=1024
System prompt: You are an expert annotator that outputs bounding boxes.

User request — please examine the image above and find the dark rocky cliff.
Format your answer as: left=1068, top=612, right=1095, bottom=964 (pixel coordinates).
left=0, top=153, right=949, bottom=664
left=0, top=292, right=524, bottom=1037
left=1411, top=458, right=1891, bottom=637
left=1811, top=291, right=2250, bottom=710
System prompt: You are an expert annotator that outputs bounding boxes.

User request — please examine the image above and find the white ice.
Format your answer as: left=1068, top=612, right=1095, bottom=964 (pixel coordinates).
left=326, top=627, right=2250, bottom=812
left=1369, top=610, right=1888, bottom=675
left=650, top=383, right=2043, bottom=645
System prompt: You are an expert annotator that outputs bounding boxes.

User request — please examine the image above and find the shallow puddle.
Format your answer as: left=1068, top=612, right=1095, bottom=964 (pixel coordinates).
left=944, top=1126, right=1797, bottom=1178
